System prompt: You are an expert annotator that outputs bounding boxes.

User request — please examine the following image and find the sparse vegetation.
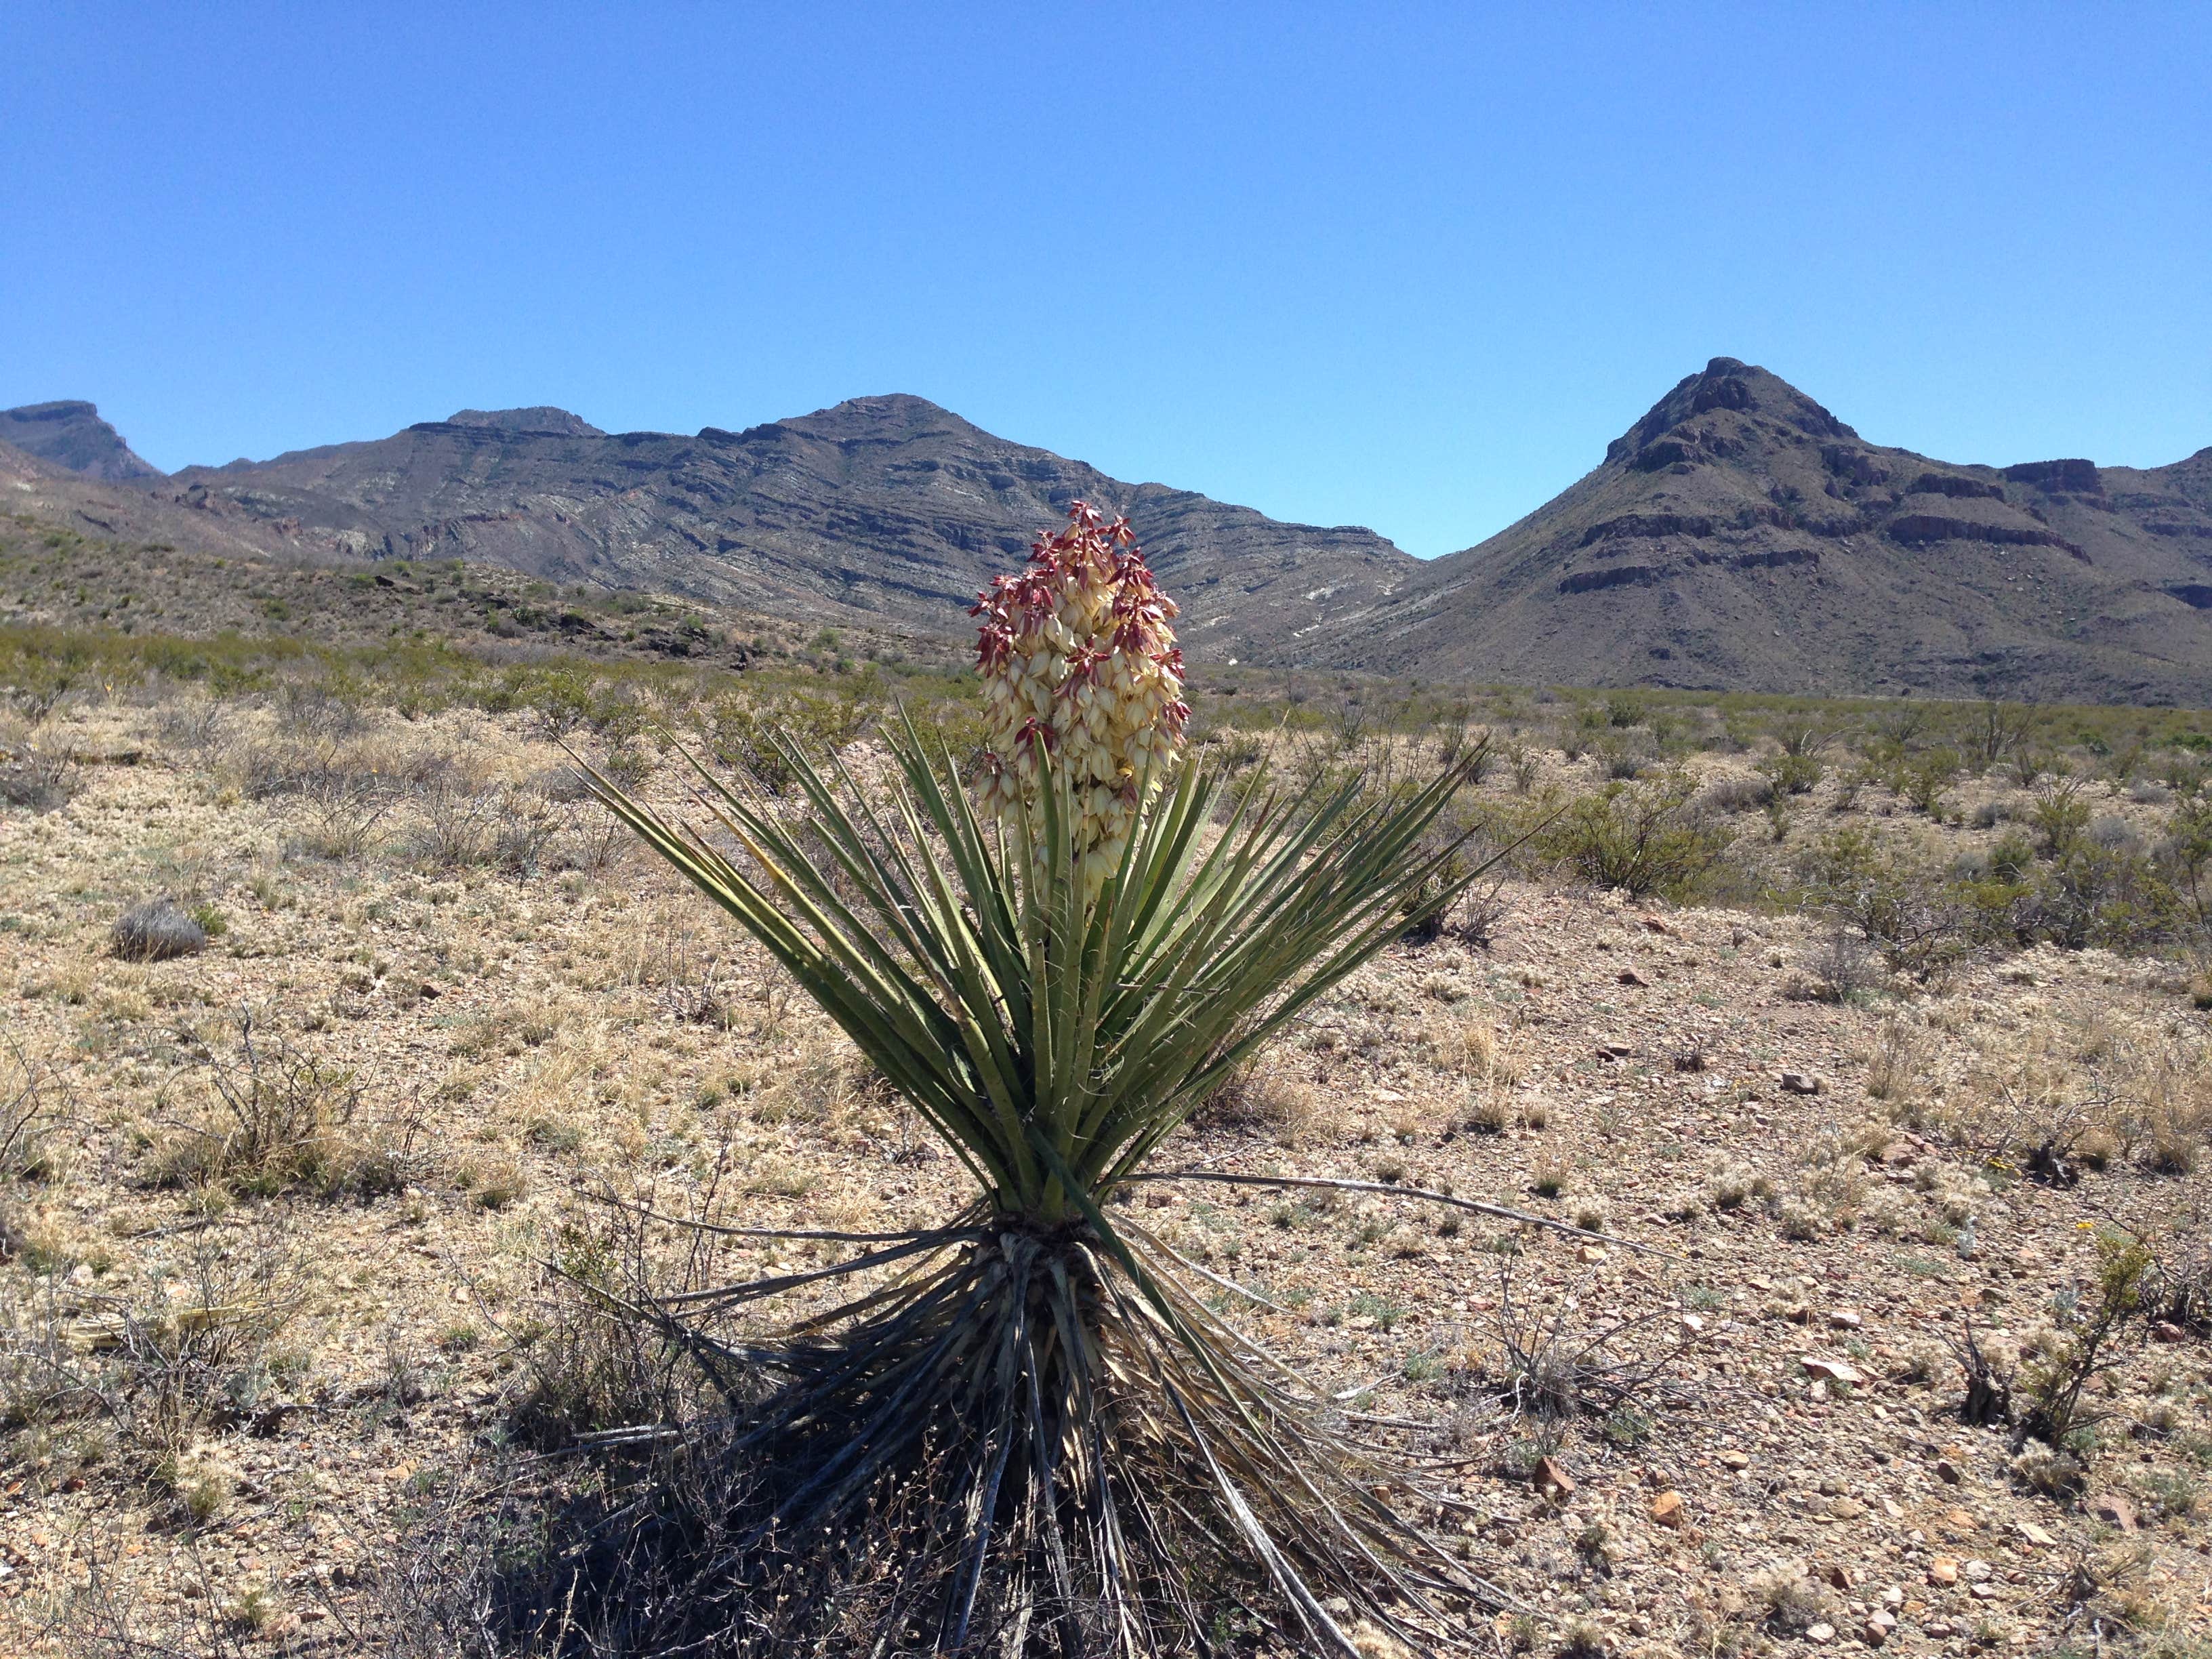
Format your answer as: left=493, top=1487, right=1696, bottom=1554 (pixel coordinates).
left=5, top=518, right=2212, bottom=1654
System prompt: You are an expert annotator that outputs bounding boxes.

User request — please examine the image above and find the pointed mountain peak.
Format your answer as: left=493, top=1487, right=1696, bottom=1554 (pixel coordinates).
left=0, top=399, right=165, bottom=480
left=443, top=407, right=605, bottom=438
left=1605, top=357, right=1856, bottom=468
left=784, top=394, right=979, bottom=441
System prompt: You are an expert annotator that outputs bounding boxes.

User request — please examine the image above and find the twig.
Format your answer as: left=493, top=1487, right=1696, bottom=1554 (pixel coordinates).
left=1128, top=1170, right=1681, bottom=1259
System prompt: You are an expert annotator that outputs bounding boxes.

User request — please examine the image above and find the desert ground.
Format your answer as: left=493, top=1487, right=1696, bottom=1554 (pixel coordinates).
left=3, top=665, right=2212, bottom=1658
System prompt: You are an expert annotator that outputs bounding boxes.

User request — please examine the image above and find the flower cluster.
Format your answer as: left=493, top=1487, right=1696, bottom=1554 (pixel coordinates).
left=972, top=501, right=1189, bottom=887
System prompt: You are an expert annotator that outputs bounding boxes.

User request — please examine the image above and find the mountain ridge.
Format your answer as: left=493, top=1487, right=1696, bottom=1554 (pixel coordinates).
left=149, top=392, right=1419, bottom=664
left=7, top=372, right=2210, bottom=701
left=1326, top=358, right=2212, bottom=703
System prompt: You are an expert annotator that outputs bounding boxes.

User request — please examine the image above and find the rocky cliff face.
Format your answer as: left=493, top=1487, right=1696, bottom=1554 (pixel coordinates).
left=160, top=394, right=1419, bottom=663
left=1330, top=359, right=2212, bottom=703
left=0, top=401, right=165, bottom=482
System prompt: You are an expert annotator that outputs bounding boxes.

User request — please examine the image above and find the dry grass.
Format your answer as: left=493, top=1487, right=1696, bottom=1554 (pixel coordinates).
left=1, top=674, right=2210, bottom=1653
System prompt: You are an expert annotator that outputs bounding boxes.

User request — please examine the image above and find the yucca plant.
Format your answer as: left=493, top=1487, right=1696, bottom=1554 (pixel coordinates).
left=575, top=506, right=1513, bottom=1656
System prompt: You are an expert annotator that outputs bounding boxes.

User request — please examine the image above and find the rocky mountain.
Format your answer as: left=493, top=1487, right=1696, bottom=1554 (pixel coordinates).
left=0, top=401, right=163, bottom=482
left=14, top=373, right=2211, bottom=701
left=141, top=395, right=1418, bottom=665
left=1329, top=359, right=2212, bottom=703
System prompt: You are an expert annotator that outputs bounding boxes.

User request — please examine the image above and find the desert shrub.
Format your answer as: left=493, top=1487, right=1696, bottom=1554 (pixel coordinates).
left=1967, top=699, right=2037, bottom=771
left=289, top=767, right=392, bottom=859
left=1696, top=773, right=1773, bottom=815
left=1, top=1226, right=304, bottom=1475
left=148, top=1017, right=411, bottom=1198
left=492, top=785, right=562, bottom=876
left=1799, top=827, right=1975, bottom=981
left=108, top=898, right=207, bottom=962
left=2011, top=1441, right=2087, bottom=1498
left=1797, top=924, right=1880, bottom=1001
left=1540, top=772, right=1732, bottom=899
left=0, top=1046, right=61, bottom=1261
left=0, top=741, right=78, bottom=811
left=1504, top=742, right=1542, bottom=793
left=2018, top=1234, right=2149, bottom=1448
left=1595, top=735, right=1648, bottom=780
left=409, top=769, right=503, bottom=868
left=697, top=684, right=884, bottom=795
left=2030, top=778, right=2095, bottom=858
left=1895, top=747, right=1963, bottom=815
left=1759, top=750, right=1824, bottom=796
left=2019, top=840, right=2182, bottom=953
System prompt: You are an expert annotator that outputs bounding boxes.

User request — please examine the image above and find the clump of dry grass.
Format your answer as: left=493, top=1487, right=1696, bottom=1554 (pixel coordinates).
left=1864, top=1015, right=1928, bottom=1103
left=1193, top=1058, right=1328, bottom=1145
left=1746, top=1563, right=1828, bottom=1634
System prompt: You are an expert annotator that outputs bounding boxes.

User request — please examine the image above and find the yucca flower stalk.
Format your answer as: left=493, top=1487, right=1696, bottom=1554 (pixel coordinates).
left=575, top=507, right=1512, bottom=1656
left=972, top=501, right=1188, bottom=893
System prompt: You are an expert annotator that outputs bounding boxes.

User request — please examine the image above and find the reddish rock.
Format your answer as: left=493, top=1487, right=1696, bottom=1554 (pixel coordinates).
left=1650, top=1490, right=1686, bottom=1528
left=1532, top=1456, right=1575, bottom=1500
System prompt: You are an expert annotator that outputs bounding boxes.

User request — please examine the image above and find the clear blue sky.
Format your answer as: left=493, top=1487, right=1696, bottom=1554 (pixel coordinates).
left=4, top=3, right=2207, bottom=557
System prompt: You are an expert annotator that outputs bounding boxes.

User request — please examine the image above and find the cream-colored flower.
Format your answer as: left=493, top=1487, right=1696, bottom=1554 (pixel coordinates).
left=971, top=501, right=1189, bottom=883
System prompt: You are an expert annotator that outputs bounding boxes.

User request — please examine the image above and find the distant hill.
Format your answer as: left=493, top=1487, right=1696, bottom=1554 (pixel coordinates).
left=11, top=375, right=2211, bottom=701
left=0, top=401, right=163, bottom=481
left=1329, top=359, right=2212, bottom=703
left=144, top=395, right=1418, bottom=665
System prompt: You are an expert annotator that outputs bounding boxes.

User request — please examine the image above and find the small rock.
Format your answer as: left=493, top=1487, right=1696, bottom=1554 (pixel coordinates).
left=1861, top=1618, right=1889, bottom=1646
left=1650, top=1491, right=1686, bottom=1529
left=1641, top=914, right=1671, bottom=934
left=1828, top=1496, right=1864, bottom=1520
left=1961, top=1560, right=1992, bottom=1583
left=1935, top=1459, right=1963, bottom=1484
left=1828, top=1310, right=1862, bottom=1330
left=1577, top=1244, right=1608, bottom=1263
left=1681, top=1313, right=1706, bottom=1334
left=1721, top=1450, right=1750, bottom=1470
left=1780, top=1071, right=1824, bottom=1095
left=1927, top=1559, right=1959, bottom=1586
left=1532, top=1456, right=1575, bottom=1500
left=1969, top=1582, right=2000, bottom=1601
left=2089, top=1491, right=2138, bottom=1532
left=1823, top=1562, right=1854, bottom=1590
left=2016, top=1521, right=2057, bottom=1549
left=2152, top=1320, right=2188, bottom=1344
left=1618, top=968, right=1650, bottom=987
left=1805, top=1622, right=1835, bottom=1644
left=1803, top=1357, right=1866, bottom=1386
left=1598, top=1042, right=1635, bottom=1060
left=1879, top=1587, right=1904, bottom=1609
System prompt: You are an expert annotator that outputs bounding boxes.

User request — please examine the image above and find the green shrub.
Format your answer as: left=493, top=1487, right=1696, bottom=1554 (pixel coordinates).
left=1540, top=773, right=1733, bottom=899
